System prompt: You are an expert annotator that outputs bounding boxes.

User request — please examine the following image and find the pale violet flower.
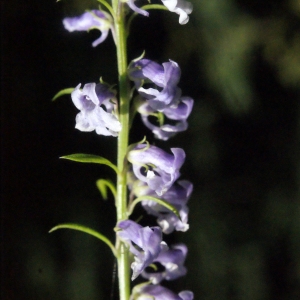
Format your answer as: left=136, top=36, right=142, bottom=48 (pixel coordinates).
left=63, top=10, right=113, bottom=47
left=138, top=96, right=194, bottom=140
left=129, top=58, right=194, bottom=139
left=142, top=244, right=188, bottom=284
left=143, top=180, right=192, bottom=234
left=128, top=144, right=185, bottom=196
left=71, top=83, right=121, bottom=136
left=117, top=220, right=167, bottom=280
left=131, top=284, right=194, bottom=300
left=131, top=179, right=192, bottom=234
left=161, top=0, right=193, bottom=25
left=129, top=59, right=181, bottom=110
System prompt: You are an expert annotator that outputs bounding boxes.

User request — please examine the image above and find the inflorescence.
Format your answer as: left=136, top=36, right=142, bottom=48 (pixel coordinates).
left=59, top=1, right=194, bottom=299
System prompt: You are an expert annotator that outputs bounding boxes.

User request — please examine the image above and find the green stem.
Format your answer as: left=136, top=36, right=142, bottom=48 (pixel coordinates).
left=112, top=1, right=131, bottom=300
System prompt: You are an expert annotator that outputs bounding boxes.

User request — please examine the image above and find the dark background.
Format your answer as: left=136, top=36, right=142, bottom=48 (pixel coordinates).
left=2, top=0, right=300, bottom=299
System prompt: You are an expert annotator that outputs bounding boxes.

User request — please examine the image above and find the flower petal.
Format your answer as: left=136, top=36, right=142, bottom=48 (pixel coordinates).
left=161, top=0, right=193, bottom=25
left=126, top=0, right=149, bottom=17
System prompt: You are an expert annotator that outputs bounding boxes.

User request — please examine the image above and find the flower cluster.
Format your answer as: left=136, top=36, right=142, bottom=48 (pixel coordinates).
left=117, top=142, right=193, bottom=295
left=127, top=144, right=192, bottom=234
left=61, top=1, right=194, bottom=299
left=129, top=59, right=194, bottom=140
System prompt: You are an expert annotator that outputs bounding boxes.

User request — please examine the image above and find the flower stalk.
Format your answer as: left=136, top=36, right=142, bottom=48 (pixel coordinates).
left=112, top=1, right=131, bottom=299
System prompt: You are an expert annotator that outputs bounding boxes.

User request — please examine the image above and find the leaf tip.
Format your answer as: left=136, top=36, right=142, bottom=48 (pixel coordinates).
left=48, top=226, right=57, bottom=233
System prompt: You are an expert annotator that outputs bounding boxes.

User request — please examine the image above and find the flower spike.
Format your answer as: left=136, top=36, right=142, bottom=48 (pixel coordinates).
left=58, top=1, right=194, bottom=298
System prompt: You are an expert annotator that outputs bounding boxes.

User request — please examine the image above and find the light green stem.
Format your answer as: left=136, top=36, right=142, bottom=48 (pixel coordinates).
left=112, top=1, right=131, bottom=300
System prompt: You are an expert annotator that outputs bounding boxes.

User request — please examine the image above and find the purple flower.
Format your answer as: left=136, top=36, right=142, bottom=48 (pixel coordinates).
left=129, top=59, right=181, bottom=110
left=63, top=10, right=113, bottom=47
left=117, top=220, right=167, bottom=280
left=143, top=180, right=192, bottom=234
left=131, top=284, right=194, bottom=300
left=138, top=97, right=194, bottom=140
left=71, top=83, right=121, bottom=136
left=142, top=244, right=188, bottom=284
left=126, top=0, right=149, bottom=17
left=132, top=180, right=192, bottom=234
left=161, top=0, right=193, bottom=25
left=128, top=144, right=185, bottom=196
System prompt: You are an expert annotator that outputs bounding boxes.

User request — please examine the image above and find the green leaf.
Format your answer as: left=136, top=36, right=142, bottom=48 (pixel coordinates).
left=52, top=88, right=75, bottom=101
left=49, top=223, right=117, bottom=257
left=157, top=112, right=164, bottom=126
left=97, top=0, right=115, bottom=18
left=96, top=179, right=116, bottom=200
left=127, top=196, right=181, bottom=219
left=60, top=154, right=119, bottom=174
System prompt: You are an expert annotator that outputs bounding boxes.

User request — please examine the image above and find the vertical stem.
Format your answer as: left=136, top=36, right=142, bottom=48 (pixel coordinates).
left=112, top=1, right=131, bottom=300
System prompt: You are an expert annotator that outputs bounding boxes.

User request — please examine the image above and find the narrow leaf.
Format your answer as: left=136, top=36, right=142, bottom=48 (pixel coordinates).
left=127, top=196, right=180, bottom=219
left=96, top=179, right=116, bottom=200
left=49, top=223, right=117, bottom=257
left=140, top=4, right=168, bottom=11
left=97, top=0, right=115, bottom=18
left=60, top=154, right=119, bottom=174
left=52, top=88, right=74, bottom=101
